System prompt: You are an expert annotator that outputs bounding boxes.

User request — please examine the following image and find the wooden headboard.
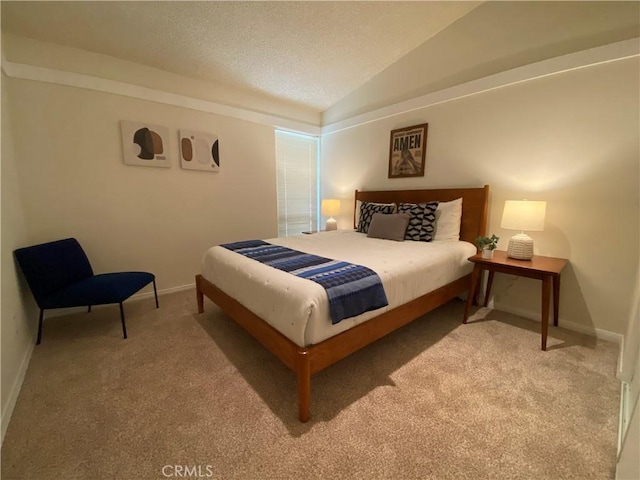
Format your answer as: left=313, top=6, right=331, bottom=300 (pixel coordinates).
left=354, top=185, right=490, bottom=244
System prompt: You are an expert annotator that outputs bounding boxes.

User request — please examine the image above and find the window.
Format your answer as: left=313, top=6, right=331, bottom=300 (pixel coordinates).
left=275, top=130, right=319, bottom=237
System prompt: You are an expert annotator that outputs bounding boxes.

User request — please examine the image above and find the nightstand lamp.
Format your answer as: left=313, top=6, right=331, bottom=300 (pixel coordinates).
left=321, top=199, right=340, bottom=231
left=501, top=200, right=546, bottom=260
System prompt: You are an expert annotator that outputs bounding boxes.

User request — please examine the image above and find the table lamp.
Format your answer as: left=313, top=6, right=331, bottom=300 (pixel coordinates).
left=501, top=200, right=546, bottom=260
left=321, top=199, right=340, bottom=231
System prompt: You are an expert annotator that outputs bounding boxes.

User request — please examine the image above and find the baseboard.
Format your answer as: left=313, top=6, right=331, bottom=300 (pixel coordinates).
left=1, top=340, right=34, bottom=445
left=494, top=303, right=625, bottom=376
left=618, top=381, right=629, bottom=454
left=616, top=380, right=639, bottom=478
left=133, top=282, right=195, bottom=300
left=44, top=282, right=195, bottom=318
left=492, top=303, right=624, bottom=345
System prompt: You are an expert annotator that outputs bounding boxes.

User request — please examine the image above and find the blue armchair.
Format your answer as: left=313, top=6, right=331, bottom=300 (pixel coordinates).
left=14, top=238, right=158, bottom=344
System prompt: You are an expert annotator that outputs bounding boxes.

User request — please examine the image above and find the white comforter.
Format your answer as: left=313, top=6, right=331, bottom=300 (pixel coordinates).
left=201, top=230, right=475, bottom=347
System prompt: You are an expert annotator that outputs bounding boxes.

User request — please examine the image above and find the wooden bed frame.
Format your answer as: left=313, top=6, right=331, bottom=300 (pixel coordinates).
left=196, top=185, right=489, bottom=422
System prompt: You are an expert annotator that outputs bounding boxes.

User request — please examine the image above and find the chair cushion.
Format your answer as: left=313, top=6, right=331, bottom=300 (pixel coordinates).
left=14, top=238, right=94, bottom=303
left=40, top=272, right=155, bottom=309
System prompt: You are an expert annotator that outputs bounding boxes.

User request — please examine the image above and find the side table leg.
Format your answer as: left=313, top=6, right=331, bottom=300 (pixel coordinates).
left=553, top=274, right=561, bottom=327
left=463, top=265, right=481, bottom=323
left=541, top=276, right=552, bottom=351
left=483, top=271, right=495, bottom=307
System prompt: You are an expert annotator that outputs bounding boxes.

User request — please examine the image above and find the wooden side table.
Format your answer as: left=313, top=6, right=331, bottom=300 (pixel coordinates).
left=463, top=250, right=569, bottom=351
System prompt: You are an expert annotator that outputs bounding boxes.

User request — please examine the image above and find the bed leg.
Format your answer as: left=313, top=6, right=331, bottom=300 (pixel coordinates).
left=296, top=350, right=311, bottom=423
left=195, top=274, right=204, bottom=314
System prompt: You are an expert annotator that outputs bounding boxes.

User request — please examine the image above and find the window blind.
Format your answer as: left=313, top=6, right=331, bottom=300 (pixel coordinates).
left=275, top=130, right=319, bottom=237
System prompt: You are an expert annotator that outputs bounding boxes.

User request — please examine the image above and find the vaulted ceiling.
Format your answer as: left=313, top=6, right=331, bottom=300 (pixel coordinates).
left=2, top=1, right=639, bottom=121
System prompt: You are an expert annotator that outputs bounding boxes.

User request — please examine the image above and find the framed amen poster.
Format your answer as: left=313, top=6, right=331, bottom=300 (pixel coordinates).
left=388, top=123, right=428, bottom=178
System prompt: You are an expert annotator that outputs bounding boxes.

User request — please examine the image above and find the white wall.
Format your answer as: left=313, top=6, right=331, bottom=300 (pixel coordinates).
left=5, top=77, right=279, bottom=289
left=1, top=73, right=38, bottom=441
left=321, top=57, right=639, bottom=337
left=616, top=262, right=640, bottom=478
left=1, top=44, right=282, bottom=440
left=616, top=392, right=639, bottom=480
left=1, top=32, right=637, bottom=444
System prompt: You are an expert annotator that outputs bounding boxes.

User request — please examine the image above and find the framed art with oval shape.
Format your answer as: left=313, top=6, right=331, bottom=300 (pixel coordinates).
left=179, top=130, right=220, bottom=172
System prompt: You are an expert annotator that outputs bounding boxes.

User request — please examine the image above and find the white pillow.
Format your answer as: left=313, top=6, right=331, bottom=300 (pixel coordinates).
left=433, top=198, right=462, bottom=241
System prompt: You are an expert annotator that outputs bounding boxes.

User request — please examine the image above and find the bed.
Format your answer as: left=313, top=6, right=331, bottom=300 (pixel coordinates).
left=196, top=186, right=489, bottom=422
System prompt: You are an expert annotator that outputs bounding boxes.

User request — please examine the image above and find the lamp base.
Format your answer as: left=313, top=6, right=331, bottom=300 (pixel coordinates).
left=507, top=233, right=534, bottom=260
left=325, top=217, right=337, bottom=231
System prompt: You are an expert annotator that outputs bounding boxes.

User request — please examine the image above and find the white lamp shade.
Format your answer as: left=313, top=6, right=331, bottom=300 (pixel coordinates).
left=321, top=199, right=341, bottom=216
left=501, top=200, right=546, bottom=232
left=501, top=200, right=546, bottom=260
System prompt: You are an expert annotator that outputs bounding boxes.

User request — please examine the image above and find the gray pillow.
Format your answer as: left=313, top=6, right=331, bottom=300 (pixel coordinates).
left=367, top=213, right=410, bottom=241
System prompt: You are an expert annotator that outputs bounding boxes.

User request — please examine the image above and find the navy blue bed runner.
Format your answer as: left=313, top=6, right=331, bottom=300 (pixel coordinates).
left=221, top=240, right=388, bottom=324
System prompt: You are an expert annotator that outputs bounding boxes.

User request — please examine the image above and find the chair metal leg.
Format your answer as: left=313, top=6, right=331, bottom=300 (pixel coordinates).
left=153, top=279, right=159, bottom=308
left=88, top=305, right=92, bottom=313
left=36, top=309, right=44, bottom=345
left=119, top=303, right=128, bottom=339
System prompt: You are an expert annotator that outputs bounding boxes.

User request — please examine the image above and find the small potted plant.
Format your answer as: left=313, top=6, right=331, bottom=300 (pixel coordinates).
left=475, top=234, right=500, bottom=259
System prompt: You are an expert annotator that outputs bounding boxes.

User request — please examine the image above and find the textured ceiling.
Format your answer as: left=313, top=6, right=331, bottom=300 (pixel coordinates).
left=1, top=1, right=638, bottom=118
left=0, top=1, right=480, bottom=111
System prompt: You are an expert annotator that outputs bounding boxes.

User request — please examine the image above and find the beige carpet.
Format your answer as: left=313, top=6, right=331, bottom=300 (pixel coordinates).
left=1, top=289, right=620, bottom=480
